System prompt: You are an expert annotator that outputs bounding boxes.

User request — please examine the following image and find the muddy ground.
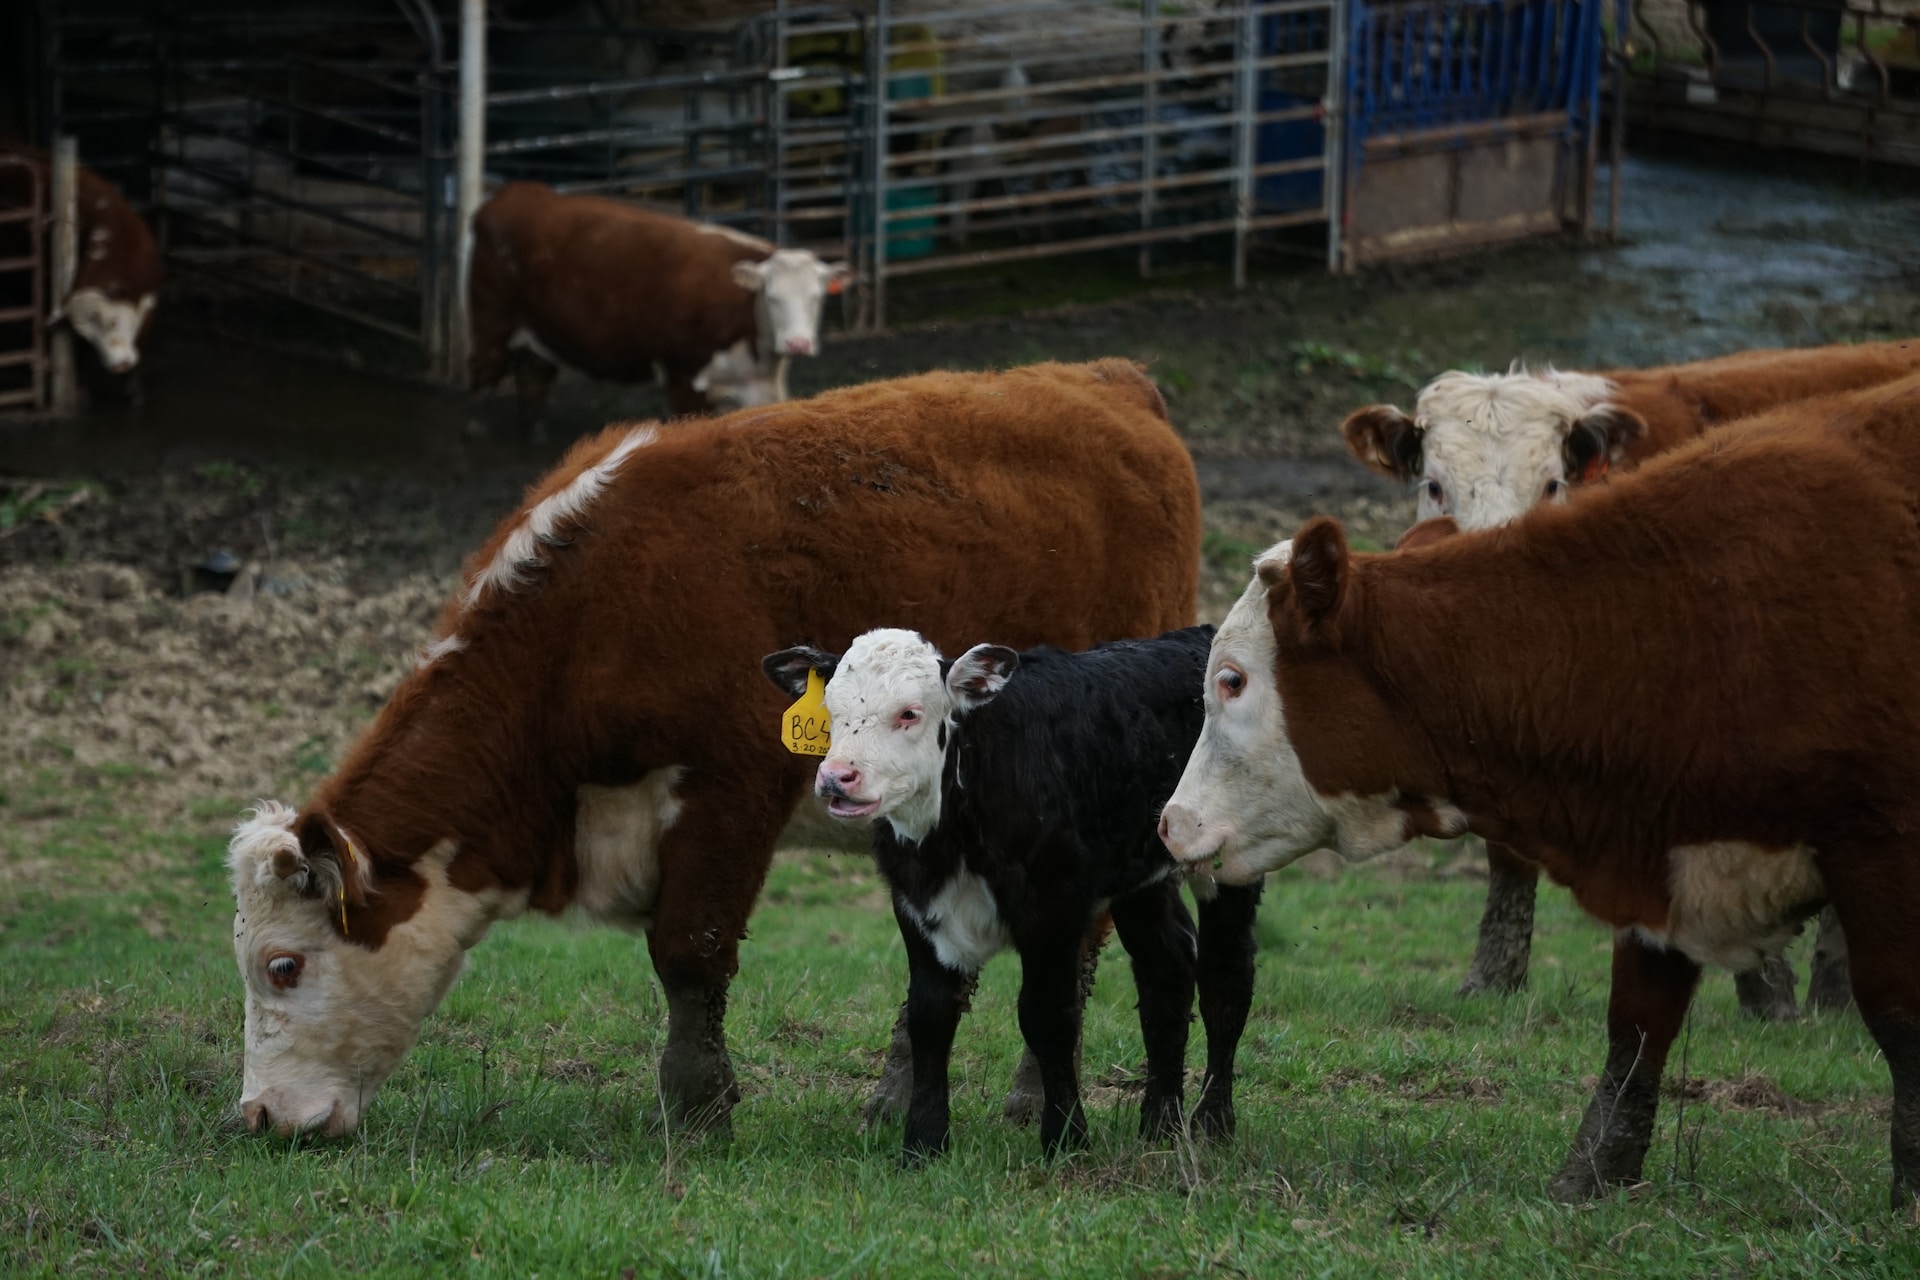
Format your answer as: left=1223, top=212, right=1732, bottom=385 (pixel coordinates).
left=3, top=151, right=1919, bottom=848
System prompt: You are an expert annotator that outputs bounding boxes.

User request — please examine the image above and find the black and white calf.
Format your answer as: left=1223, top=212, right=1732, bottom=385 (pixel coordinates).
left=762, top=626, right=1262, bottom=1162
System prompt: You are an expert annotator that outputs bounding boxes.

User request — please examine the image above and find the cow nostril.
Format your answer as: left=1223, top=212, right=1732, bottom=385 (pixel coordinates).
left=1157, top=813, right=1172, bottom=845
left=243, top=1101, right=269, bottom=1134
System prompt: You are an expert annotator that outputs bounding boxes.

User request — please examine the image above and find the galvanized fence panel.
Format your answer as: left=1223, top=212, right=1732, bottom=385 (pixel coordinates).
left=854, top=0, right=1344, bottom=326
left=1625, top=0, right=1920, bottom=166
left=0, top=152, right=50, bottom=412
left=1339, top=0, right=1608, bottom=266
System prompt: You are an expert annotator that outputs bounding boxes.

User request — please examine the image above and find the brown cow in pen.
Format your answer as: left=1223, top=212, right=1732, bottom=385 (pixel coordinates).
left=1166, top=374, right=1920, bottom=1207
left=1340, top=338, right=1920, bottom=1008
left=225, top=359, right=1199, bottom=1140
left=467, top=182, right=849, bottom=426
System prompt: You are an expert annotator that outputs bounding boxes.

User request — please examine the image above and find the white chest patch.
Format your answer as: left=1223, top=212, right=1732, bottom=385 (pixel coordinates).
left=1638, top=841, right=1825, bottom=971
left=573, top=768, right=684, bottom=929
left=898, top=868, right=1011, bottom=974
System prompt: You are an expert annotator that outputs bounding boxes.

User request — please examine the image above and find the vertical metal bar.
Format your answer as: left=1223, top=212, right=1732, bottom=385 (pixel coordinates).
left=1233, top=0, right=1258, bottom=288
left=1324, top=0, right=1346, bottom=273
left=1607, top=0, right=1627, bottom=241
left=1139, top=0, right=1159, bottom=279
left=871, top=0, right=891, bottom=331
left=451, top=0, right=486, bottom=389
left=771, top=0, right=789, bottom=246
left=50, top=135, right=78, bottom=417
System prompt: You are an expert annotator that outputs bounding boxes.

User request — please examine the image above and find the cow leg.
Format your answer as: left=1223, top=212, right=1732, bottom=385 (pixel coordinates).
left=1549, top=932, right=1701, bottom=1201
left=1016, top=930, right=1091, bottom=1159
left=863, top=970, right=977, bottom=1131
left=1191, top=878, right=1263, bottom=1140
left=1108, top=886, right=1197, bottom=1143
left=1459, top=841, right=1539, bottom=995
left=1003, top=915, right=1106, bottom=1125
left=1824, top=867, right=1920, bottom=1208
left=1806, top=905, right=1853, bottom=1014
left=898, top=900, right=972, bottom=1165
left=512, top=349, right=559, bottom=443
left=1733, top=951, right=1800, bottom=1021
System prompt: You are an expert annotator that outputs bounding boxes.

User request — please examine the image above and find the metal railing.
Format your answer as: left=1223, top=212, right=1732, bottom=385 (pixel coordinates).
left=0, top=152, right=50, bottom=412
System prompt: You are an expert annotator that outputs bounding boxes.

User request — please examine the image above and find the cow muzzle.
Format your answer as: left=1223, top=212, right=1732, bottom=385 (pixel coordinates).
left=780, top=336, right=815, bottom=357
left=815, top=764, right=880, bottom=820
left=241, top=1091, right=353, bottom=1139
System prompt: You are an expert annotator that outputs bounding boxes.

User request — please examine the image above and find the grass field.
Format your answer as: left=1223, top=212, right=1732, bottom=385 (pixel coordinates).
left=3, top=795, right=1917, bottom=1279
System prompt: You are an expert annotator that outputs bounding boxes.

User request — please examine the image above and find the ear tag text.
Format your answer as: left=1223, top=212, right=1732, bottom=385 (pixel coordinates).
left=783, top=668, right=832, bottom=757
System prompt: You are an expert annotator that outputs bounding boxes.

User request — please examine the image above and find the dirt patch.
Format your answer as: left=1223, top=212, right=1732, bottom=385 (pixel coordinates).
left=1665, top=1074, right=1805, bottom=1115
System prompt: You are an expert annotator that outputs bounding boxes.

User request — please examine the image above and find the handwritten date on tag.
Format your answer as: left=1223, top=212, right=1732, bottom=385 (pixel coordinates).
left=782, top=668, right=832, bottom=757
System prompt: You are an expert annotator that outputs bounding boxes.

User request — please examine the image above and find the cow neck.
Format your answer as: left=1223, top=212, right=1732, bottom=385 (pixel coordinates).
left=310, top=657, right=570, bottom=911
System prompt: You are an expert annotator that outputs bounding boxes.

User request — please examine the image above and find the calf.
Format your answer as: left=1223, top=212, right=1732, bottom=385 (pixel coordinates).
left=224, top=359, right=1201, bottom=1141
left=0, top=143, right=161, bottom=379
left=1167, top=374, right=1920, bottom=1207
left=1341, top=339, right=1920, bottom=1006
left=763, top=626, right=1259, bottom=1161
left=467, top=182, right=847, bottom=424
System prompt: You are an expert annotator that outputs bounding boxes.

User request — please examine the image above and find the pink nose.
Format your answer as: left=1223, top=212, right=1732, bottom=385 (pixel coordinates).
left=782, top=337, right=814, bottom=356
left=818, top=763, right=861, bottom=793
left=1156, top=812, right=1172, bottom=847
left=109, top=357, right=136, bottom=374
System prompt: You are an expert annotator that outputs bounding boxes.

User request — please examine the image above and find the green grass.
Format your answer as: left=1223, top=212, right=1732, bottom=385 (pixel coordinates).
left=3, top=806, right=1916, bottom=1278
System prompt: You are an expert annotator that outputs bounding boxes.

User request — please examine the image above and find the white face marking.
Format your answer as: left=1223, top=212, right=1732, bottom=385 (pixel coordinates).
left=227, top=806, right=523, bottom=1136
left=572, top=769, right=684, bottom=928
left=1161, top=542, right=1408, bottom=883
left=462, top=426, right=655, bottom=611
left=1637, top=842, right=1825, bottom=971
left=1411, top=369, right=1617, bottom=529
left=692, top=340, right=788, bottom=408
left=816, top=629, right=954, bottom=845
left=65, top=289, right=154, bottom=374
left=731, top=251, right=849, bottom=359
left=895, top=869, right=1011, bottom=973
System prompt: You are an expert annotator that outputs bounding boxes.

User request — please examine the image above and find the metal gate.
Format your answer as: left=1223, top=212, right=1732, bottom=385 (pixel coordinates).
left=0, top=152, right=51, bottom=412
left=46, top=1, right=458, bottom=379
left=1624, top=0, right=1920, bottom=166
left=849, top=0, right=1344, bottom=327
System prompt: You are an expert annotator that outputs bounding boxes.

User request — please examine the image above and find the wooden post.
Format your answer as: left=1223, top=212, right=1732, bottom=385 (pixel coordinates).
left=450, top=0, right=486, bottom=389
left=49, top=135, right=78, bottom=416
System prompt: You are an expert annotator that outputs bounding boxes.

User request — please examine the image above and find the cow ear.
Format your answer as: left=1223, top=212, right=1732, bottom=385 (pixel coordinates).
left=296, top=812, right=373, bottom=908
left=1253, top=539, right=1293, bottom=592
left=1341, top=406, right=1423, bottom=481
left=1563, top=405, right=1646, bottom=483
left=731, top=260, right=768, bottom=293
left=820, top=261, right=852, bottom=294
left=761, top=646, right=839, bottom=699
left=1287, top=517, right=1352, bottom=630
left=1394, top=515, right=1459, bottom=552
left=947, top=644, right=1020, bottom=712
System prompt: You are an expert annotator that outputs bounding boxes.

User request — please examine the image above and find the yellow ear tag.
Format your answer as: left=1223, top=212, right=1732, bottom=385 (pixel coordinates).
left=782, top=668, right=832, bottom=757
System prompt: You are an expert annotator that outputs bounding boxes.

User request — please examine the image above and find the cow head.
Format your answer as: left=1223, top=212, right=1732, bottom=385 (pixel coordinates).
left=731, top=250, right=851, bottom=359
left=227, top=803, right=492, bottom=1137
left=1159, top=541, right=1345, bottom=883
left=1341, top=369, right=1647, bottom=530
left=63, top=288, right=155, bottom=374
left=762, top=629, right=1017, bottom=845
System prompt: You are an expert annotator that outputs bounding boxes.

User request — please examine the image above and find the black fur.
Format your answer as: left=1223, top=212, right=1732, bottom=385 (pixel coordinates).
left=865, top=625, right=1260, bottom=1162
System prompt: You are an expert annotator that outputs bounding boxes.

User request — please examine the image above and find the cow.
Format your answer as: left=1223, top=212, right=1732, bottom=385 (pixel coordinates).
left=0, top=142, right=161, bottom=380
left=1339, top=339, right=1920, bottom=1008
left=467, top=181, right=849, bottom=427
left=1163, top=374, right=1920, bottom=1208
left=761, top=627, right=1260, bottom=1162
left=225, top=359, right=1201, bottom=1141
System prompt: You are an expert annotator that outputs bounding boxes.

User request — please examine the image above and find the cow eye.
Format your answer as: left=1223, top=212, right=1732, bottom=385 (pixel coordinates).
left=265, top=953, right=303, bottom=990
left=1216, top=666, right=1246, bottom=700
left=896, top=707, right=920, bottom=726
left=1544, top=478, right=1565, bottom=499
left=1424, top=480, right=1444, bottom=503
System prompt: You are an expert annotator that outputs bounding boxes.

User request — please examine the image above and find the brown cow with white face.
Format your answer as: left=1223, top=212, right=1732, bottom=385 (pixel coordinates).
left=1340, top=339, right=1920, bottom=1004
left=467, top=182, right=848, bottom=424
left=227, top=359, right=1199, bottom=1139
left=1168, top=374, right=1920, bottom=1208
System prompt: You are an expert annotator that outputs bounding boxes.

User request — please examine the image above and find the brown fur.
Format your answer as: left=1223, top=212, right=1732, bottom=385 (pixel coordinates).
left=295, top=358, right=1200, bottom=1125
left=0, top=142, right=160, bottom=318
left=468, top=182, right=774, bottom=414
left=1271, top=373, right=1920, bottom=1205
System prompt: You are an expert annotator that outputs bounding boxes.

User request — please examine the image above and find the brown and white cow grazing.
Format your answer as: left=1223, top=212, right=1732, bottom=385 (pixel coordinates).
left=467, top=182, right=849, bottom=423
left=227, top=359, right=1199, bottom=1140
left=1340, top=339, right=1920, bottom=1004
left=1172, top=374, right=1920, bottom=1207
left=0, top=143, right=161, bottom=376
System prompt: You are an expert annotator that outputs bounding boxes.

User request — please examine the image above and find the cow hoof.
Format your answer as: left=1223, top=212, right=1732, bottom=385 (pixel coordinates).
left=1138, top=1094, right=1183, bottom=1143
left=899, top=1131, right=949, bottom=1168
left=1457, top=953, right=1529, bottom=996
left=657, top=1048, right=740, bottom=1138
left=861, top=1067, right=912, bottom=1132
left=1190, top=1097, right=1236, bottom=1142
left=1040, top=1109, right=1090, bottom=1160
left=1001, top=1048, right=1045, bottom=1126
